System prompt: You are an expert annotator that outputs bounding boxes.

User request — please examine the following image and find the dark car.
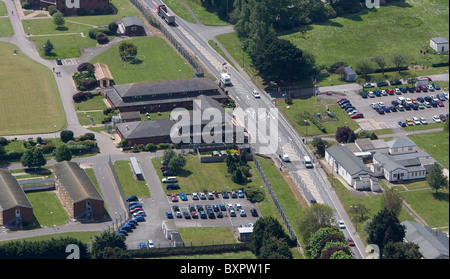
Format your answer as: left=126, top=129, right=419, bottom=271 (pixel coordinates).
left=359, top=91, right=367, bottom=98
left=377, top=108, right=385, bottom=114
left=56, top=58, right=62, bottom=65
left=389, top=106, right=397, bottom=112
left=162, top=170, right=177, bottom=176
left=430, top=101, right=438, bottom=107
left=183, top=211, right=191, bottom=219
left=166, top=183, right=180, bottom=190
left=417, top=97, right=424, bottom=103
left=440, top=114, right=447, bottom=121
left=398, top=121, right=406, bottom=127
left=404, top=103, right=411, bottom=110
left=411, top=103, right=418, bottom=110
left=406, top=86, right=414, bottom=93
left=222, top=190, right=229, bottom=199
left=250, top=208, right=259, bottom=217
left=424, top=96, right=432, bottom=102
left=414, top=86, right=421, bottom=92
left=432, top=83, right=441, bottom=90
left=216, top=211, right=223, bottom=218
left=126, top=195, right=138, bottom=202
left=400, top=87, right=407, bottom=93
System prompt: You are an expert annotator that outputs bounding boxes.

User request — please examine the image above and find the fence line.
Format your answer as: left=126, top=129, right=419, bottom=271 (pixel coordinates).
left=130, top=0, right=204, bottom=76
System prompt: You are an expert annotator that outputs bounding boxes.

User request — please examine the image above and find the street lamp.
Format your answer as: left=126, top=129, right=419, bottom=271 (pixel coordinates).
left=350, top=205, right=358, bottom=233
left=304, top=120, right=308, bottom=143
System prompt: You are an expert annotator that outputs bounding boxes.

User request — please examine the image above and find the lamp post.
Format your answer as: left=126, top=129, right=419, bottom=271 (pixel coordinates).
left=304, top=120, right=308, bottom=144
left=350, top=205, right=358, bottom=233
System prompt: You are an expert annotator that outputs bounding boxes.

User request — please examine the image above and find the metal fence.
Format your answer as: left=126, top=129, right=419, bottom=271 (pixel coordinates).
left=250, top=149, right=298, bottom=242
left=129, top=0, right=204, bottom=76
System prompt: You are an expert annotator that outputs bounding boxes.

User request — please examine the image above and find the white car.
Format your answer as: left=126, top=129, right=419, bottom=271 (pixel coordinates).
left=428, top=85, right=435, bottom=91
left=192, top=193, right=199, bottom=200
left=148, top=240, right=155, bottom=248
left=252, top=90, right=260, bottom=98
left=133, top=211, right=146, bottom=217
left=424, top=101, right=431, bottom=108
left=368, top=91, right=375, bottom=98
left=378, top=102, right=385, bottom=107
left=381, top=90, right=387, bottom=96
left=412, top=117, right=421, bottom=125
left=338, top=220, right=346, bottom=229
left=395, top=88, right=401, bottom=94
left=370, top=103, right=378, bottom=109
left=162, top=177, right=177, bottom=183
left=432, top=115, right=442, bottom=123
left=443, top=92, right=448, bottom=99
left=420, top=117, right=428, bottom=125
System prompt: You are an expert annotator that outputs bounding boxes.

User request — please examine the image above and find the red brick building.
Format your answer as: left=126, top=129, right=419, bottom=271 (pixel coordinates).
left=0, top=170, right=34, bottom=228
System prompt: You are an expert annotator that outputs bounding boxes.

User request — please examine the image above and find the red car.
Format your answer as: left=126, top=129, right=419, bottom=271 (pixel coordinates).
left=347, top=238, right=355, bottom=246
left=420, top=86, right=428, bottom=92
left=386, top=89, right=394, bottom=95
left=437, top=101, right=444, bottom=107
left=414, top=86, right=421, bottom=92
left=350, top=112, right=364, bottom=119
left=130, top=207, right=142, bottom=214
left=440, top=114, right=447, bottom=121
left=411, top=97, right=418, bottom=104
left=336, top=97, right=347, bottom=103
left=171, top=193, right=178, bottom=202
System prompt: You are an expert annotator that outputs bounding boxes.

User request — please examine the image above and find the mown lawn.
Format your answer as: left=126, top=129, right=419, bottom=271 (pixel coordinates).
left=0, top=42, right=66, bottom=135
left=114, top=159, right=150, bottom=199
left=179, top=227, right=237, bottom=246
left=89, top=36, right=193, bottom=84
left=26, top=191, right=69, bottom=227
left=280, top=0, right=449, bottom=68
left=408, top=130, right=449, bottom=169
left=276, top=96, right=360, bottom=136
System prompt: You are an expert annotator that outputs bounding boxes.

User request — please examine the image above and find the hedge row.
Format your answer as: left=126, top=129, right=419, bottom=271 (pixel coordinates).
left=129, top=242, right=251, bottom=258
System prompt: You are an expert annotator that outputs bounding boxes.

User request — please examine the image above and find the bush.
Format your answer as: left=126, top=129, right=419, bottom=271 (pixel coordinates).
left=96, top=32, right=109, bottom=44
left=88, top=28, right=101, bottom=39
left=0, top=137, right=8, bottom=146
left=60, top=130, right=74, bottom=143
left=21, top=2, right=31, bottom=9
left=144, top=143, right=157, bottom=152
left=48, top=5, right=57, bottom=16
left=77, top=62, right=94, bottom=73
left=73, top=92, right=87, bottom=102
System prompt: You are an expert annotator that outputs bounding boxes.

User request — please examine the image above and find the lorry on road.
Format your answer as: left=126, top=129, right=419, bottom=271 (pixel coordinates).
left=157, top=4, right=175, bottom=25
left=220, top=73, right=231, bottom=86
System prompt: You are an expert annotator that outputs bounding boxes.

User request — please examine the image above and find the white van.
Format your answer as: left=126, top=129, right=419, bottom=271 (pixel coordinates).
left=162, top=176, right=177, bottom=183
left=282, top=154, right=290, bottom=162
left=220, top=73, right=231, bottom=85
left=397, top=96, right=406, bottom=103
left=304, top=156, right=313, bottom=168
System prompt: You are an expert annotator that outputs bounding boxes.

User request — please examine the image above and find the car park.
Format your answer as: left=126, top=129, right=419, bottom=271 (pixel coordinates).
left=432, top=115, right=441, bottom=123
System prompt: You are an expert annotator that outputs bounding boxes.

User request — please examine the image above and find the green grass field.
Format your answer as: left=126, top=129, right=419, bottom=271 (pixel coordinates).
left=89, top=37, right=193, bottom=84
left=114, top=159, right=150, bottom=199
left=280, top=0, right=449, bottom=68
left=26, top=191, right=69, bottom=227
left=0, top=42, right=66, bottom=135
left=408, top=130, right=449, bottom=169
left=0, top=18, right=13, bottom=37
left=276, top=96, right=360, bottom=136
left=179, top=227, right=237, bottom=246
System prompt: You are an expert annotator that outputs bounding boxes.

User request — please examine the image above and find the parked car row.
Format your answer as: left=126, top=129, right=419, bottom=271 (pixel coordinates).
left=360, top=83, right=444, bottom=99
left=370, top=93, right=447, bottom=115
left=336, top=97, right=364, bottom=119
left=166, top=203, right=258, bottom=220
left=398, top=114, right=448, bottom=127
left=116, top=195, right=147, bottom=238
left=168, top=189, right=245, bottom=203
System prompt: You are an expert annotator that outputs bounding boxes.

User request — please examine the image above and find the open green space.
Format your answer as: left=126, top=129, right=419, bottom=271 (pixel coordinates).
left=77, top=111, right=106, bottom=126
left=152, top=155, right=263, bottom=195
left=164, top=0, right=196, bottom=23
left=29, top=34, right=98, bottom=59
left=89, top=36, right=193, bottom=84
left=276, top=96, right=359, bottom=137
left=178, top=0, right=229, bottom=26
left=114, top=159, right=150, bottom=199
left=408, top=130, right=449, bottom=169
left=179, top=227, right=237, bottom=246
left=75, top=94, right=108, bottom=111
left=26, top=191, right=69, bottom=228
left=0, top=18, right=13, bottom=37
left=0, top=42, right=66, bottom=135
left=280, top=0, right=449, bottom=68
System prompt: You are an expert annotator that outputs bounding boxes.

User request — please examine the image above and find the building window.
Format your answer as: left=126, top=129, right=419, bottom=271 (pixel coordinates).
left=131, top=26, right=137, bottom=31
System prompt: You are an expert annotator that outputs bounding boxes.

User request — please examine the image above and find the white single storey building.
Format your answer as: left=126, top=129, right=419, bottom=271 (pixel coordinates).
left=430, top=37, right=449, bottom=53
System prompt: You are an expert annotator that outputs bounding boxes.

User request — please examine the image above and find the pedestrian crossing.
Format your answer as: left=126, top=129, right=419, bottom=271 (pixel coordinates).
left=281, top=143, right=300, bottom=162
left=296, top=169, right=324, bottom=204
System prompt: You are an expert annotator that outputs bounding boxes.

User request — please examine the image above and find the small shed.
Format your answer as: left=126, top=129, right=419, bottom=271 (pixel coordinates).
left=162, top=220, right=178, bottom=240
left=430, top=37, right=449, bottom=53
left=238, top=227, right=253, bottom=242
left=343, top=66, right=357, bottom=82
left=119, top=17, right=146, bottom=36
left=93, top=63, right=114, bottom=88
left=119, top=111, right=141, bottom=123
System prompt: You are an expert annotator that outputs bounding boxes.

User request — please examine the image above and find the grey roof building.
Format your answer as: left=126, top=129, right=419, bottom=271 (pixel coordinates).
left=54, top=161, right=104, bottom=220
left=402, top=220, right=449, bottom=259
left=0, top=169, right=34, bottom=227
left=325, top=145, right=379, bottom=191
left=115, top=118, right=175, bottom=146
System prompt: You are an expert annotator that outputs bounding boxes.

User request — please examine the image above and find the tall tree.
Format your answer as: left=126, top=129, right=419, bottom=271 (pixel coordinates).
left=371, top=55, right=386, bottom=74
left=426, top=162, right=449, bottom=194
left=21, top=149, right=35, bottom=169
left=365, top=209, right=405, bottom=256
left=32, top=148, right=47, bottom=170
left=55, top=144, right=72, bottom=162
left=251, top=216, right=292, bottom=257
left=381, top=188, right=403, bottom=216
left=335, top=126, right=355, bottom=143
left=382, top=241, right=422, bottom=259
left=43, top=40, right=54, bottom=56
left=52, top=11, right=65, bottom=30
left=391, top=53, right=407, bottom=72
